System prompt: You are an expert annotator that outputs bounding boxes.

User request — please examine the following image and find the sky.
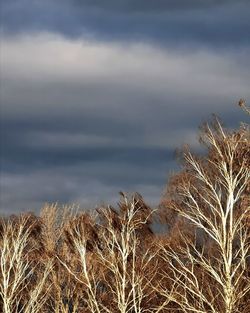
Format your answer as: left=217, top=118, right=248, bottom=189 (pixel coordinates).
left=1, top=0, right=250, bottom=214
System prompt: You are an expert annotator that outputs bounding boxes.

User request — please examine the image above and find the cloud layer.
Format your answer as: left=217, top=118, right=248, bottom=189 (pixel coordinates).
left=1, top=33, right=249, bottom=213
left=2, top=0, right=250, bottom=47
left=1, top=1, right=250, bottom=213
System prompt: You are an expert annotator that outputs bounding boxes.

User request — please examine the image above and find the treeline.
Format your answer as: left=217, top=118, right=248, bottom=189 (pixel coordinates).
left=0, top=118, right=249, bottom=313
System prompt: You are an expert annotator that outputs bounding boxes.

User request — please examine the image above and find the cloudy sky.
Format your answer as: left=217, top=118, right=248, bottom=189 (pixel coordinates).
left=1, top=0, right=250, bottom=214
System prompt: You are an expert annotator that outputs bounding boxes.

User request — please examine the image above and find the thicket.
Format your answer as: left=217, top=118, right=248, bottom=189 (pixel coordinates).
left=0, top=108, right=249, bottom=313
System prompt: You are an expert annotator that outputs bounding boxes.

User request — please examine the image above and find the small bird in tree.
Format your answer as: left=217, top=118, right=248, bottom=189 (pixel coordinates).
left=238, top=98, right=246, bottom=107
left=238, top=98, right=250, bottom=115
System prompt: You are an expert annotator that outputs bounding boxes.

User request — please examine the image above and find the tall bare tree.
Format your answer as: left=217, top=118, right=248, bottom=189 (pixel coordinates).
left=159, top=119, right=250, bottom=313
left=60, top=194, right=160, bottom=313
left=0, top=214, right=52, bottom=313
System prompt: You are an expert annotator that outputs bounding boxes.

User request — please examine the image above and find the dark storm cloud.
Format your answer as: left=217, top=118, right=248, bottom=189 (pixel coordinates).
left=70, top=0, right=245, bottom=12
left=2, top=126, right=172, bottom=177
left=1, top=1, right=250, bottom=213
left=1, top=0, right=250, bottom=47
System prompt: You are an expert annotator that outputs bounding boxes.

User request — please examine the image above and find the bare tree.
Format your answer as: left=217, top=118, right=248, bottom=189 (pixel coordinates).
left=60, top=194, right=160, bottom=313
left=159, top=119, right=250, bottom=313
left=40, top=204, right=81, bottom=313
left=0, top=214, right=52, bottom=313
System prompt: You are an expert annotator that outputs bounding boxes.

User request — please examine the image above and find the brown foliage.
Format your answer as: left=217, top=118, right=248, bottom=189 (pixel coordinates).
left=0, top=117, right=249, bottom=313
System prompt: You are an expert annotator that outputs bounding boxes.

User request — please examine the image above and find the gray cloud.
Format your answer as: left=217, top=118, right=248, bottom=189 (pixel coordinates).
left=0, top=162, right=169, bottom=214
left=1, top=0, right=250, bottom=214
left=1, top=0, right=250, bottom=48
left=70, top=0, right=244, bottom=12
left=1, top=34, right=249, bottom=213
